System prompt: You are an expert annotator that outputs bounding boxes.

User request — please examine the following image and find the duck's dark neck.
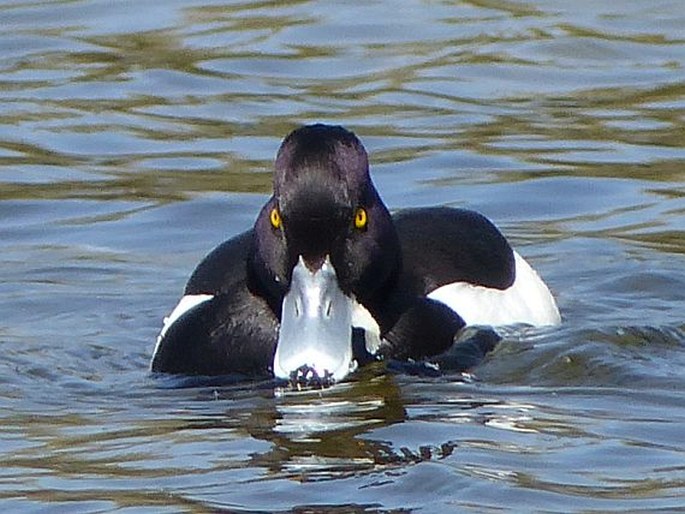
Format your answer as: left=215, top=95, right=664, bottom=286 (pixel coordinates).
left=356, top=247, right=406, bottom=334
left=246, top=237, right=285, bottom=320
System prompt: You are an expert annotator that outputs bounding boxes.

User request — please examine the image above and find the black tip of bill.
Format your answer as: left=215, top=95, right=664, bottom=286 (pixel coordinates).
left=288, top=364, right=335, bottom=390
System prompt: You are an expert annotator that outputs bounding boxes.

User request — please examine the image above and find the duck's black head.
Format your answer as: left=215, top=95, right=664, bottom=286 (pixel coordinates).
left=249, top=124, right=400, bottom=382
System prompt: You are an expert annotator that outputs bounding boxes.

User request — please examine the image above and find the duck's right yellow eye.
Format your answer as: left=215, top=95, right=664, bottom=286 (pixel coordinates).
left=270, top=207, right=281, bottom=229
left=354, top=207, right=368, bottom=230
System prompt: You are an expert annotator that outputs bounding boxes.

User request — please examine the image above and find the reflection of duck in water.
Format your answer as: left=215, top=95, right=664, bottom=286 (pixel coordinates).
left=220, top=371, right=516, bottom=481
left=151, top=124, right=560, bottom=382
left=250, top=369, right=410, bottom=478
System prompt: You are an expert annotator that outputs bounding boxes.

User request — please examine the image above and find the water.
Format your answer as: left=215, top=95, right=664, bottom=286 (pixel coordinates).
left=1, top=0, right=684, bottom=511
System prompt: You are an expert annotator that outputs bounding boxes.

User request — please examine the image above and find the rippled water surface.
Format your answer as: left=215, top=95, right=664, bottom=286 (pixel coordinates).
left=1, top=0, right=684, bottom=511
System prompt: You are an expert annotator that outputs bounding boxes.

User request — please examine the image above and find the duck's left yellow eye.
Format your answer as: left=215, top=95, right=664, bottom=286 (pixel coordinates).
left=354, top=207, right=368, bottom=230
left=270, top=207, right=281, bottom=229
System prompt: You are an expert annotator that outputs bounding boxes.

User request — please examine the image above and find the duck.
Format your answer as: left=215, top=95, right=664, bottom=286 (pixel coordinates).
left=151, top=124, right=560, bottom=383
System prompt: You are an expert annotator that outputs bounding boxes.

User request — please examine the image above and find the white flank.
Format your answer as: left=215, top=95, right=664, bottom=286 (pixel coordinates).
left=427, top=251, right=561, bottom=327
left=351, top=300, right=382, bottom=355
left=151, top=294, right=214, bottom=365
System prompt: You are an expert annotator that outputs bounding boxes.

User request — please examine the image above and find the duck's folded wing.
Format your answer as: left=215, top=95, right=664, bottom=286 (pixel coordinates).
left=151, top=285, right=278, bottom=377
left=395, top=208, right=560, bottom=327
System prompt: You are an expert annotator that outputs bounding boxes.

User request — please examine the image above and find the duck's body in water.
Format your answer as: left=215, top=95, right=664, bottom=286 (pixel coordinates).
left=151, top=124, right=560, bottom=383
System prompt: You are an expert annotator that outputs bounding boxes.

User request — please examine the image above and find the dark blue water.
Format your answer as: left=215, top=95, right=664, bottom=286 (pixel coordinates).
left=1, top=1, right=684, bottom=511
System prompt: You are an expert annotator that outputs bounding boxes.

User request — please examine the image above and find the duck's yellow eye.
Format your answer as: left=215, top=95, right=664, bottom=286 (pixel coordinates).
left=354, top=207, right=368, bottom=230
left=270, top=207, right=281, bottom=229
